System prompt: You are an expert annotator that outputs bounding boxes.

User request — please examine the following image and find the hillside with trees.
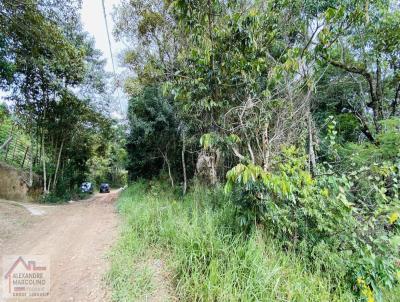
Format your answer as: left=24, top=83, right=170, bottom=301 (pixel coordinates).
left=0, top=0, right=127, bottom=200
left=1, top=0, right=399, bottom=301
left=109, top=0, right=400, bottom=301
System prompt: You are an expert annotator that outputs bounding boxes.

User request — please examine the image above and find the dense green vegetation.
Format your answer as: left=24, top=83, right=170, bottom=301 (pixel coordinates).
left=0, top=0, right=127, bottom=199
left=109, top=182, right=400, bottom=301
left=0, top=104, right=31, bottom=168
left=1, top=0, right=399, bottom=300
left=113, top=0, right=400, bottom=301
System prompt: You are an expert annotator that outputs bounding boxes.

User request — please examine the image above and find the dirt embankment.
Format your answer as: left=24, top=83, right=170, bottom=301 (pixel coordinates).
left=0, top=162, right=41, bottom=202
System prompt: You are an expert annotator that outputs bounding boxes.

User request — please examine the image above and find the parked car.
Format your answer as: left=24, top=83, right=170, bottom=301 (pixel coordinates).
left=81, top=182, right=93, bottom=194
left=99, top=183, right=110, bottom=193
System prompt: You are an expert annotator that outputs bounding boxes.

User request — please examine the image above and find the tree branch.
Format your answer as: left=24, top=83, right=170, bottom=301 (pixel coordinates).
left=232, top=146, right=245, bottom=161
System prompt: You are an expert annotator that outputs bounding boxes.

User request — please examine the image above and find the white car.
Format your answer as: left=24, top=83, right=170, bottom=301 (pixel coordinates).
left=81, top=182, right=93, bottom=193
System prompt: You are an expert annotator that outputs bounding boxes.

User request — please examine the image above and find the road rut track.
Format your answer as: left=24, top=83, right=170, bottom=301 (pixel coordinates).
left=0, top=191, right=119, bottom=302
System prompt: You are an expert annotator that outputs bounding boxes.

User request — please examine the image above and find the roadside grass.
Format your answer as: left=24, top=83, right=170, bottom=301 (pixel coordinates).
left=108, top=181, right=369, bottom=301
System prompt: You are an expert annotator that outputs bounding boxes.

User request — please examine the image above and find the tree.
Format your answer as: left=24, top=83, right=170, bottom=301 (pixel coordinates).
left=317, top=1, right=400, bottom=142
left=126, top=86, right=180, bottom=184
left=0, top=0, right=124, bottom=194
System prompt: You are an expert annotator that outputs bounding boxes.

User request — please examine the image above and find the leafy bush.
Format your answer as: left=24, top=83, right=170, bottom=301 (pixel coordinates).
left=40, top=188, right=91, bottom=203
left=108, top=181, right=357, bottom=301
left=126, top=86, right=182, bottom=180
left=225, top=146, right=400, bottom=301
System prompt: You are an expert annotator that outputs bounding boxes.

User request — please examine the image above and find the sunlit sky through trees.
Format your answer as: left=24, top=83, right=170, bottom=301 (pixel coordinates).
left=1, top=0, right=128, bottom=118
left=81, top=0, right=122, bottom=74
left=81, top=0, right=127, bottom=119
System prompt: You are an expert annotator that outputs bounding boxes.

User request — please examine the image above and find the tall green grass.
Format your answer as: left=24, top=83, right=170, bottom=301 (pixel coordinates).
left=108, top=181, right=366, bottom=301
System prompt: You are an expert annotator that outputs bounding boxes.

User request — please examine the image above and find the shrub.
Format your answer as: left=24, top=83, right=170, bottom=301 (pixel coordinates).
left=225, top=146, right=400, bottom=300
left=40, top=188, right=91, bottom=203
left=108, top=181, right=356, bottom=301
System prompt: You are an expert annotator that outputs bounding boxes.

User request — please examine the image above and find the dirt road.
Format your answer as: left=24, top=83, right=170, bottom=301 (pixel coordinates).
left=0, top=191, right=119, bottom=302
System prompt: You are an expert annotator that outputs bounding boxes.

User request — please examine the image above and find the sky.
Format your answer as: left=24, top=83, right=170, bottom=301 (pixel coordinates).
left=80, top=0, right=123, bottom=74
left=1, top=0, right=127, bottom=114
left=81, top=0, right=128, bottom=118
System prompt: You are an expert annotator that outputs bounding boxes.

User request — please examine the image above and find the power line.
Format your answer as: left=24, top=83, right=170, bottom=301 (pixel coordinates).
left=101, top=0, right=116, bottom=75
left=101, top=0, right=125, bottom=119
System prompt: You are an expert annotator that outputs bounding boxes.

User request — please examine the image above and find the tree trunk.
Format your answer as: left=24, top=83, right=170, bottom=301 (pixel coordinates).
left=52, top=139, right=64, bottom=191
left=262, top=123, right=270, bottom=171
left=392, top=83, right=400, bottom=116
left=21, top=146, right=29, bottom=168
left=210, top=152, right=218, bottom=185
left=47, top=175, right=52, bottom=192
left=28, top=132, right=34, bottom=187
left=182, top=139, right=187, bottom=195
left=308, top=111, right=317, bottom=176
left=374, top=58, right=384, bottom=132
left=35, top=125, right=40, bottom=166
left=42, top=130, right=47, bottom=193
left=160, top=150, right=174, bottom=187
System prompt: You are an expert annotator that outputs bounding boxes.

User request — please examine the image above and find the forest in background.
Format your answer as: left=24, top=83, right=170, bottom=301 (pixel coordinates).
left=0, top=0, right=127, bottom=201
left=112, top=0, right=400, bottom=301
left=0, top=0, right=400, bottom=301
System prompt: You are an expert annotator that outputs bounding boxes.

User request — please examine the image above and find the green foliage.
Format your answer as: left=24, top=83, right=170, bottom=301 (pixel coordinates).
left=112, top=1, right=400, bottom=300
left=336, top=118, right=400, bottom=173
left=126, top=86, right=181, bottom=179
left=108, top=181, right=359, bottom=301
left=0, top=104, right=12, bottom=140
left=0, top=105, right=32, bottom=169
left=0, top=34, right=14, bottom=87
left=199, top=133, right=221, bottom=150
left=0, top=0, right=126, bottom=195
left=225, top=144, right=400, bottom=300
left=40, top=188, right=91, bottom=204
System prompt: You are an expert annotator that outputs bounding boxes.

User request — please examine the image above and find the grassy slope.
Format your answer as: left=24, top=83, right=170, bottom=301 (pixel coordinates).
left=107, top=181, right=399, bottom=301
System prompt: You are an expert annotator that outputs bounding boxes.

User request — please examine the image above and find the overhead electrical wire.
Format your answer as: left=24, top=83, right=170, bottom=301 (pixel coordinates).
left=101, top=0, right=125, bottom=118
left=101, top=0, right=116, bottom=75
